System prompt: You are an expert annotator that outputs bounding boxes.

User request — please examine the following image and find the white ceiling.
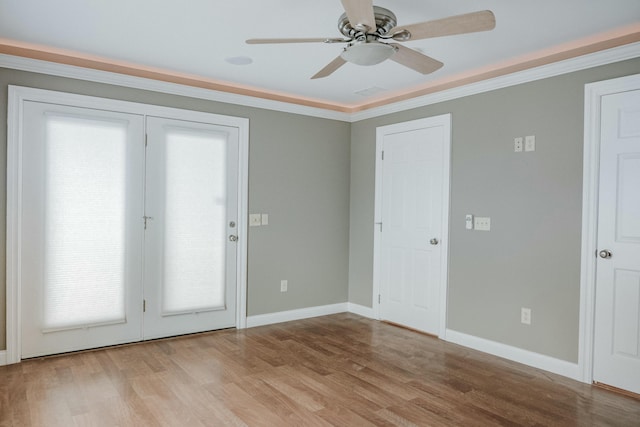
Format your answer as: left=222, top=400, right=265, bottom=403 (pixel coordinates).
left=1, top=0, right=639, bottom=108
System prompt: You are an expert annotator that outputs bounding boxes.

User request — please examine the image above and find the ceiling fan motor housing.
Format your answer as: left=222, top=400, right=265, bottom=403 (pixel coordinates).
left=337, top=6, right=399, bottom=66
left=338, top=6, right=398, bottom=38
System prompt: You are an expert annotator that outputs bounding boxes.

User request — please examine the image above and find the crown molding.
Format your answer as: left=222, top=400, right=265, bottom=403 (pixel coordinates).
left=1, top=41, right=638, bottom=123
left=351, top=41, right=640, bottom=121
left=0, top=53, right=353, bottom=122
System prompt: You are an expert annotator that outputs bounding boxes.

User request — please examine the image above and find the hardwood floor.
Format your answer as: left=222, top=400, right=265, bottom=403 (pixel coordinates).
left=1, top=313, right=639, bottom=426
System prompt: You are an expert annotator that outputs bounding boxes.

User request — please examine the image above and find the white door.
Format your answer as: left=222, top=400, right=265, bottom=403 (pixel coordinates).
left=143, top=117, right=238, bottom=339
left=20, top=101, right=145, bottom=358
left=593, top=89, right=640, bottom=394
left=377, top=115, right=450, bottom=335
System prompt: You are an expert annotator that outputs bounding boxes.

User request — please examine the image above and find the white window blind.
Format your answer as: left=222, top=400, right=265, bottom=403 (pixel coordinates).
left=162, top=128, right=228, bottom=314
left=43, top=114, right=127, bottom=330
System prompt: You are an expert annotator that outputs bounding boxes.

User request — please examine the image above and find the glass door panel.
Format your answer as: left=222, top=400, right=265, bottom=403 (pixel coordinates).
left=20, top=101, right=145, bottom=358
left=143, top=116, right=238, bottom=339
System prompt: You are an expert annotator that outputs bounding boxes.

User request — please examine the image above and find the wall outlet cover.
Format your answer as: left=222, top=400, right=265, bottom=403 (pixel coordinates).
left=465, top=214, right=474, bottom=230
left=514, top=137, right=524, bottom=152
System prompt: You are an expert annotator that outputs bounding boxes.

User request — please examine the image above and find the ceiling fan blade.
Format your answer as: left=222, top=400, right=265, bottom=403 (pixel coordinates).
left=392, top=10, right=496, bottom=41
left=311, top=56, right=347, bottom=79
left=389, top=44, right=443, bottom=75
left=340, top=0, right=376, bottom=31
left=246, top=38, right=347, bottom=44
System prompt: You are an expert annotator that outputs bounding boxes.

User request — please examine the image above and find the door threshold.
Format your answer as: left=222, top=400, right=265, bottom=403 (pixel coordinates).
left=382, top=320, right=438, bottom=338
left=21, top=327, right=237, bottom=361
left=594, top=382, right=640, bottom=401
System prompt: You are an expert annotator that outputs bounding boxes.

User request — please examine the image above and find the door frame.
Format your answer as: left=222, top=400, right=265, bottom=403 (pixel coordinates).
left=579, top=73, right=640, bottom=384
left=372, top=114, right=452, bottom=338
left=6, top=85, right=249, bottom=364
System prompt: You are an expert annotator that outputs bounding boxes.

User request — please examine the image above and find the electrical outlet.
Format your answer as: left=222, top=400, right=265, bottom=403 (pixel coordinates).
left=280, top=280, right=288, bottom=292
left=521, top=307, right=531, bottom=325
left=465, top=214, right=474, bottom=230
left=474, top=216, right=491, bottom=231
left=514, top=137, right=523, bottom=152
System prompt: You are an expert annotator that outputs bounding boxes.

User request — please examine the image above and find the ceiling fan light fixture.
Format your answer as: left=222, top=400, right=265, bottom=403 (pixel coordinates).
left=340, top=41, right=396, bottom=66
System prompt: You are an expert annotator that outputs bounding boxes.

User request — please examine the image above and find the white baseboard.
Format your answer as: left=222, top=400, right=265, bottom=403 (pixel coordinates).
left=246, top=303, right=348, bottom=328
left=445, top=329, right=581, bottom=381
left=0, top=350, right=7, bottom=366
left=347, top=303, right=376, bottom=319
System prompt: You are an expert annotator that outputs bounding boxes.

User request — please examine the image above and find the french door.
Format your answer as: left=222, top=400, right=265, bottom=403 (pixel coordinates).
left=19, top=101, right=239, bottom=358
left=143, top=117, right=238, bottom=339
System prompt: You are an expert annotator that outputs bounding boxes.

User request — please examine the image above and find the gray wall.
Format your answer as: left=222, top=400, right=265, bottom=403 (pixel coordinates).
left=348, top=58, right=640, bottom=363
left=2, top=58, right=638, bottom=363
left=0, top=68, right=352, bottom=349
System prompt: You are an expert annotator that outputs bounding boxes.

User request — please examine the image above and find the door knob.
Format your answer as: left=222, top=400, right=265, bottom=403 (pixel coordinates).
left=430, top=238, right=439, bottom=245
left=599, top=249, right=612, bottom=259
left=229, top=235, right=238, bottom=242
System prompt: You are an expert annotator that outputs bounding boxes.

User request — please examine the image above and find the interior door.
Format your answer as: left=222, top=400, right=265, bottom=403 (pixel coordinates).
left=20, top=101, right=145, bottom=358
left=593, top=89, right=640, bottom=394
left=143, top=116, right=238, bottom=339
left=378, top=117, right=449, bottom=334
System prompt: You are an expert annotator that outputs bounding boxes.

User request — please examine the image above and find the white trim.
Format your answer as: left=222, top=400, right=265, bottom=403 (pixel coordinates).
left=0, top=54, right=352, bottom=123
left=6, top=86, right=23, bottom=365
left=0, top=350, right=6, bottom=366
left=373, top=114, right=452, bottom=338
left=0, top=43, right=638, bottom=123
left=352, top=43, right=640, bottom=121
left=235, top=117, right=250, bottom=330
left=246, top=303, right=348, bottom=328
left=347, top=303, right=375, bottom=319
left=6, top=86, right=250, bottom=363
left=579, top=73, right=640, bottom=383
left=445, top=329, right=581, bottom=381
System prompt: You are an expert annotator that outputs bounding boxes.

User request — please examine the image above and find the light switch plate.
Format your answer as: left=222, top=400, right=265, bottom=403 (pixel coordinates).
left=261, top=213, right=269, bottom=225
left=474, top=216, right=491, bottom=231
left=249, top=214, right=261, bottom=227
left=465, top=214, right=474, bottom=230
left=525, top=135, right=536, bottom=152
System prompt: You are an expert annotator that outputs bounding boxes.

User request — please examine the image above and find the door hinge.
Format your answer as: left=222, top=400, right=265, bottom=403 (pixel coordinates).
left=143, top=215, right=153, bottom=230
left=143, top=299, right=146, bottom=312
left=375, top=222, right=382, bottom=232
left=378, top=294, right=381, bottom=304
left=145, top=133, right=148, bottom=147
left=381, top=150, right=384, bottom=160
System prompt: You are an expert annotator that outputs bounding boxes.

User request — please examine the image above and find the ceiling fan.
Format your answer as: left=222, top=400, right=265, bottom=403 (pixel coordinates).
left=246, top=0, right=496, bottom=79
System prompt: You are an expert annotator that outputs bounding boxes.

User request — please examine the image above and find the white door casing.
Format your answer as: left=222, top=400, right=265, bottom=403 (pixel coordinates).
left=580, top=73, right=640, bottom=390
left=373, top=115, right=451, bottom=336
left=592, top=89, right=640, bottom=394
left=6, top=86, right=249, bottom=364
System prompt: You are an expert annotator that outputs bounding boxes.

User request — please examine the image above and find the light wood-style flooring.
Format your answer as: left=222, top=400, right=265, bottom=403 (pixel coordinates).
left=1, top=313, right=639, bottom=426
